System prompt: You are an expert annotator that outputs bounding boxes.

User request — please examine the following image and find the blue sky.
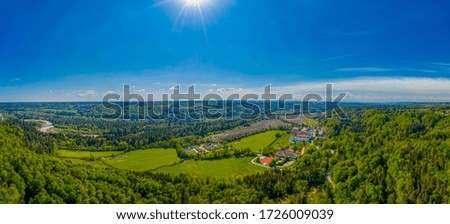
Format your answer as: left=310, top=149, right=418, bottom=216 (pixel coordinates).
left=1, top=0, right=450, bottom=101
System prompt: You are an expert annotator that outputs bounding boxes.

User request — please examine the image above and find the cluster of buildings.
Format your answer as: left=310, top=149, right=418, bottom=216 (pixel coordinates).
left=259, top=147, right=307, bottom=167
left=276, top=148, right=298, bottom=159
left=290, top=126, right=324, bottom=143
left=183, top=143, right=222, bottom=154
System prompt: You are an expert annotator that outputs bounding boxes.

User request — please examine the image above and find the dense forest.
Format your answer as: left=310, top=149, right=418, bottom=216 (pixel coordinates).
left=1, top=104, right=450, bottom=204
left=2, top=102, right=259, bottom=151
left=0, top=123, right=327, bottom=203
left=321, top=107, right=450, bottom=203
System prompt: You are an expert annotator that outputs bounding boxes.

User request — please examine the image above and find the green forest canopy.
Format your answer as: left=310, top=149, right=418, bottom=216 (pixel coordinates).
left=1, top=105, right=450, bottom=204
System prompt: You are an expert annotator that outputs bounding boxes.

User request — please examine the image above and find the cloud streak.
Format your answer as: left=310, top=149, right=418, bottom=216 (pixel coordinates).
left=273, top=77, right=450, bottom=102
left=77, top=90, right=99, bottom=98
left=2, top=76, right=450, bottom=102
left=336, top=67, right=392, bottom=72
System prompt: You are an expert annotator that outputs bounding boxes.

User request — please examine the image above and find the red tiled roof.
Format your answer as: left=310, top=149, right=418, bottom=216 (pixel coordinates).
left=261, top=157, right=274, bottom=165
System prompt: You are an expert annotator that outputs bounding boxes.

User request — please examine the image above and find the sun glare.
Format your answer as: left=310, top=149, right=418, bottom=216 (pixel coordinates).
left=153, top=0, right=219, bottom=43
left=183, top=0, right=209, bottom=7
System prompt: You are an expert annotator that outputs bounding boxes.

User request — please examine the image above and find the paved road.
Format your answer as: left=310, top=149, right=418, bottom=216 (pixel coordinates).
left=25, top=119, right=54, bottom=133
left=251, top=157, right=295, bottom=169
left=251, top=157, right=272, bottom=169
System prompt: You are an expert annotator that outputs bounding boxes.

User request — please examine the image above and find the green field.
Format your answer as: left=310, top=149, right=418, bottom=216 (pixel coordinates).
left=155, top=157, right=264, bottom=179
left=58, top=150, right=124, bottom=159
left=230, top=130, right=285, bottom=152
left=270, top=133, right=293, bottom=149
left=64, top=158, right=110, bottom=168
left=60, top=148, right=263, bottom=179
left=104, top=148, right=180, bottom=171
left=301, top=118, right=319, bottom=127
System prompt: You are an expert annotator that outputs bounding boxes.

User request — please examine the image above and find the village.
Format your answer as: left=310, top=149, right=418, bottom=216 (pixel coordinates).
left=183, top=126, right=325, bottom=169
left=183, top=143, right=223, bottom=154
left=253, top=126, right=325, bottom=168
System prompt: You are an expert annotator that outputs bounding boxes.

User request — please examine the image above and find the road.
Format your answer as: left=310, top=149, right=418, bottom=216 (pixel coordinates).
left=25, top=119, right=55, bottom=133
left=251, top=157, right=295, bottom=169
left=251, top=157, right=272, bottom=169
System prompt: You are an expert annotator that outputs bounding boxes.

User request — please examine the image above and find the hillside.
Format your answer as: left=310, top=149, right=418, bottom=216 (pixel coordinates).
left=1, top=105, right=450, bottom=204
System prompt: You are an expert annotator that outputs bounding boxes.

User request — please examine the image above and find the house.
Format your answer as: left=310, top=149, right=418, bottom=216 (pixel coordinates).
left=261, top=157, right=274, bottom=165
left=196, top=147, right=206, bottom=153
left=0, top=113, right=3, bottom=121
left=290, top=131, right=311, bottom=142
left=290, top=126, right=322, bottom=142
left=276, top=149, right=298, bottom=159
left=316, top=127, right=325, bottom=137
left=200, top=143, right=222, bottom=150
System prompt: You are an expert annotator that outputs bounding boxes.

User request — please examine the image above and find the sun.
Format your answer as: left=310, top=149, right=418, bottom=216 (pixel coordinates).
left=153, top=0, right=220, bottom=43
left=179, top=0, right=210, bottom=43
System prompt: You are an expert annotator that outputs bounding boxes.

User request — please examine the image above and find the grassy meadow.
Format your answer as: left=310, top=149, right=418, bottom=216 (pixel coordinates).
left=155, top=157, right=264, bottom=179
left=58, top=150, right=124, bottom=159
left=103, top=148, right=180, bottom=171
left=230, top=130, right=285, bottom=152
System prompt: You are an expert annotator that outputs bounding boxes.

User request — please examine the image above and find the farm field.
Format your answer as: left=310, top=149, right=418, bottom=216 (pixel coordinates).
left=104, top=148, right=180, bottom=171
left=230, top=130, right=285, bottom=152
left=155, top=157, right=264, bottom=179
left=58, top=150, right=124, bottom=159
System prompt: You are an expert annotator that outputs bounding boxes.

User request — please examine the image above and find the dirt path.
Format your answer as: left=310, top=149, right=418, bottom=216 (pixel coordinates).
left=326, top=172, right=336, bottom=189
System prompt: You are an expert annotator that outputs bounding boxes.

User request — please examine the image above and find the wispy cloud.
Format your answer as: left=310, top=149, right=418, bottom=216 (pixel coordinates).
left=336, top=63, right=450, bottom=74
left=325, top=29, right=380, bottom=37
left=77, top=90, right=99, bottom=98
left=408, top=69, right=438, bottom=73
left=336, top=67, right=393, bottom=72
left=196, top=77, right=450, bottom=102
left=2, top=68, right=450, bottom=102
left=321, top=54, right=357, bottom=62
left=10, top=77, right=21, bottom=82
left=430, top=62, right=450, bottom=67
left=273, top=77, right=450, bottom=102
left=427, top=62, right=450, bottom=72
